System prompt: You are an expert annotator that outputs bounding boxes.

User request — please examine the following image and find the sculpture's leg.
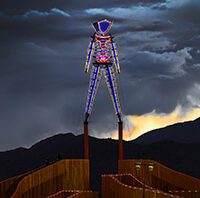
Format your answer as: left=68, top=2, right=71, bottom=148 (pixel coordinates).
left=104, top=66, right=123, bottom=160
left=103, top=66, right=121, bottom=118
left=84, top=65, right=102, bottom=159
left=85, top=65, right=102, bottom=121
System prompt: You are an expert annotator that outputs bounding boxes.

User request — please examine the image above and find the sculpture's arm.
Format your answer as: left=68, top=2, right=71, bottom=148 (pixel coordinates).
left=111, top=41, right=120, bottom=73
left=85, top=39, right=95, bottom=73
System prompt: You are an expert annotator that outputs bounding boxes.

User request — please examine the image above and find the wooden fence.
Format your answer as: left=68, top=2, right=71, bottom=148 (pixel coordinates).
left=0, top=161, right=53, bottom=198
left=168, top=190, right=200, bottom=198
left=0, top=172, right=27, bottom=198
left=1, top=159, right=90, bottom=198
left=102, top=174, right=182, bottom=198
left=46, top=190, right=99, bottom=198
left=119, top=159, right=200, bottom=191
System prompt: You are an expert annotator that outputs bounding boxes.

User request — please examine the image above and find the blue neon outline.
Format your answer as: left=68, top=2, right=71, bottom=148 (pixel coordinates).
left=98, top=21, right=112, bottom=34
left=85, top=41, right=94, bottom=71
left=106, top=67, right=119, bottom=114
left=90, top=69, right=101, bottom=108
left=111, top=43, right=119, bottom=71
left=86, top=67, right=100, bottom=113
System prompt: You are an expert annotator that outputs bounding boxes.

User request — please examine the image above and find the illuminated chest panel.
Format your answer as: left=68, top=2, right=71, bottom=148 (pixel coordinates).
left=95, top=35, right=112, bottom=63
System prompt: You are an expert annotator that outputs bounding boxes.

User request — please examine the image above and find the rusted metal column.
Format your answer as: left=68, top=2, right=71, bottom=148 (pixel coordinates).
left=84, top=121, right=89, bottom=159
left=118, top=121, right=123, bottom=160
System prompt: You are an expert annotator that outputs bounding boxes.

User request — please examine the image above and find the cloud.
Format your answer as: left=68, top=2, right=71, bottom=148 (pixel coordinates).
left=193, top=63, right=200, bottom=67
left=3, top=8, right=71, bottom=19
left=112, top=82, right=200, bottom=141
left=119, top=47, right=192, bottom=81
left=112, top=106, right=200, bottom=140
left=117, top=31, right=174, bottom=52
left=23, top=10, right=49, bottom=17
left=50, top=8, right=71, bottom=17
left=1, top=0, right=200, bottom=150
left=0, top=0, right=167, bottom=15
left=163, top=0, right=200, bottom=25
left=86, top=6, right=163, bottom=21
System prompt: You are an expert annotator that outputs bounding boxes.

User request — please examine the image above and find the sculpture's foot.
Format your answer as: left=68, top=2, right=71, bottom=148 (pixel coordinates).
left=117, top=113, right=122, bottom=123
left=84, top=112, right=89, bottom=123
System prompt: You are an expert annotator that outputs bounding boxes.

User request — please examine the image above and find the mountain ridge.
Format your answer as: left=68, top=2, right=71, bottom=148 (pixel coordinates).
left=134, top=117, right=200, bottom=144
left=1, top=118, right=200, bottom=190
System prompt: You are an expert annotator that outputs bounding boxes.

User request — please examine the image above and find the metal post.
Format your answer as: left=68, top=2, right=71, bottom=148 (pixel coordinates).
left=118, top=121, right=123, bottom=160
left=84, top=121, right=89, bottom=159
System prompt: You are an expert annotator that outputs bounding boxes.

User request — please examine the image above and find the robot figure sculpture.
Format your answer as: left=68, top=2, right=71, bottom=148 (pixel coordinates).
left=84, top=19, right=122, bottom=123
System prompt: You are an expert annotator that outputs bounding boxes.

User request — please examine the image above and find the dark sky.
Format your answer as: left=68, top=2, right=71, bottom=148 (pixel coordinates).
left=0, top=0, right=200, bottom=150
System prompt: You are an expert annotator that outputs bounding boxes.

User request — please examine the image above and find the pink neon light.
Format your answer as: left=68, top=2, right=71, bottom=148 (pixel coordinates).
left=103, top=173, right=184, bottom=198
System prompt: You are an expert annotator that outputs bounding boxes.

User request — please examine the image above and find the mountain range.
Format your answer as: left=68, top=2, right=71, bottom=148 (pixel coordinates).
left=134, top=117, right=200, bottom=144
left=0, top=118, right=200, bottom=191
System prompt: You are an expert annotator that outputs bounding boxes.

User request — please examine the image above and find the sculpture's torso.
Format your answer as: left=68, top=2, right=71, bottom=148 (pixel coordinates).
left=94, top=35, right=112, bottom=64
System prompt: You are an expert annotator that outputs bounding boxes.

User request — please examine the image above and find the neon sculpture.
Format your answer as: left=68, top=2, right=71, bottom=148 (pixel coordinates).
left=84, top=19, right=122, bottom=122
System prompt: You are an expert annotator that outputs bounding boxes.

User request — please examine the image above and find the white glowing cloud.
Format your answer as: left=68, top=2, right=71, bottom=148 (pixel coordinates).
left=5, top=8, right=71, bottom=19
left=193, top=63, right=200, bottom=67
left=50, top=8, right=71, bottom=17
left=24, top=10, right=49, bottom=17
left=137, top=47, right=192, bottom=77
left=112, top=105, right=200, bottom=140
left=118, top=31, right=174, bottom=51
left=111, top=82, right=200, bottom=140
left=86, top=6, right=163, bottom=21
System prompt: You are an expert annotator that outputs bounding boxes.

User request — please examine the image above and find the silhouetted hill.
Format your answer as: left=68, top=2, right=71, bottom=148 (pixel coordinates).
left=0, top=131, right=200, bottom=191
left=134, top=117, right=200, bottom=144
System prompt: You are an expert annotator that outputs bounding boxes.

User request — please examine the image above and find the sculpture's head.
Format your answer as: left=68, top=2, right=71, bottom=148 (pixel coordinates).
left=92, top=19, right=112, bottom=36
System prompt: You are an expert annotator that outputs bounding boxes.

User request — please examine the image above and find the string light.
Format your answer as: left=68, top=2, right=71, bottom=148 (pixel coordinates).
left=84, top=19, right=121, bottom=120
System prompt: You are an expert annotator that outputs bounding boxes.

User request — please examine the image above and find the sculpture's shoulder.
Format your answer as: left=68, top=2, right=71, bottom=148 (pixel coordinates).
left=94, top=35, right=111, bottom=43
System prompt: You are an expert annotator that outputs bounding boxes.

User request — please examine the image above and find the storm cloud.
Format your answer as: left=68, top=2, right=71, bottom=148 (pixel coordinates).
left=0, top=0, right=200, bottom=150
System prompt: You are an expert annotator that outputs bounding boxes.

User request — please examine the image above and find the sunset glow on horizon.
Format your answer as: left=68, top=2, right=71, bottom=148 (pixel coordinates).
left=112, top=107, right=200, bottom=141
